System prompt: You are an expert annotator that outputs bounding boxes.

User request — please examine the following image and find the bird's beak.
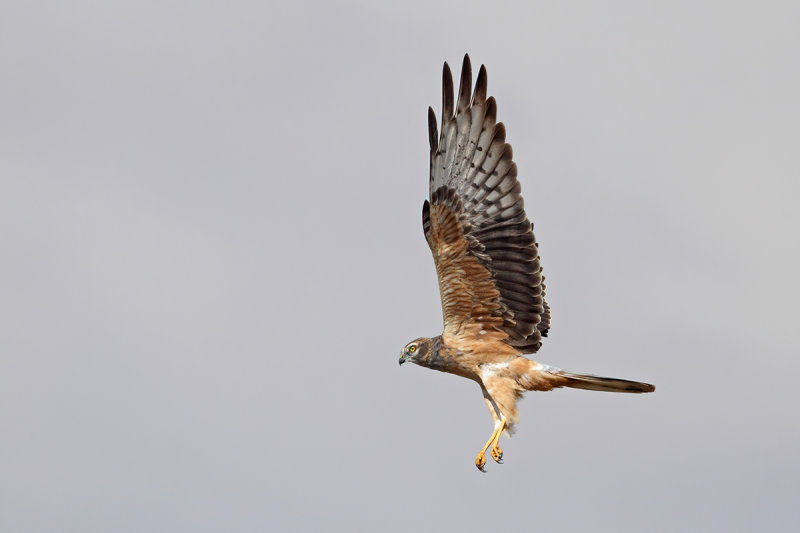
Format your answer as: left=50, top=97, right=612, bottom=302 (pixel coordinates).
left=398, top=354, right=406, bottom=366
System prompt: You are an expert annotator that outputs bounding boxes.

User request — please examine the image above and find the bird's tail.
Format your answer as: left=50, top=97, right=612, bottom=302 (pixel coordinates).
left=534, top=362, right=655, bottom=393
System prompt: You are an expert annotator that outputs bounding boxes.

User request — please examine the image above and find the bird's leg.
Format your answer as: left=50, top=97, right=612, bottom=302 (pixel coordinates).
left=490, top=418, right=506, bottom=463
left=475, top=420, right=505, bottom=472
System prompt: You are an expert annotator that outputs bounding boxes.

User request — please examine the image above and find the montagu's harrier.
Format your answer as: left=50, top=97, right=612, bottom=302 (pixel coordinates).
left=399, top=55, right=655, bottom=472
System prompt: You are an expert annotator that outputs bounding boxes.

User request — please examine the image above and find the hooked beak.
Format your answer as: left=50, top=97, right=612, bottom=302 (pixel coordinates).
left=398, top=353, right=407, bottom=366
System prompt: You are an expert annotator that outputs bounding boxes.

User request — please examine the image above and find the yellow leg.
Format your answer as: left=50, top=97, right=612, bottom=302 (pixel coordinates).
left=490, top=419, right=505, bottom=463
left=475, top=418, right=506, bottom=472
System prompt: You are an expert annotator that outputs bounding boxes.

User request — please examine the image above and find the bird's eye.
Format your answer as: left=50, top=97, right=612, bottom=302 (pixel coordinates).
left=408, top=345, right=417, bottom=353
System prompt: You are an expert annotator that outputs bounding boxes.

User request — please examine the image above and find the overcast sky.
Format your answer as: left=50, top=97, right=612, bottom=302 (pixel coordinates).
left=2, top=1, right=799, bottom=531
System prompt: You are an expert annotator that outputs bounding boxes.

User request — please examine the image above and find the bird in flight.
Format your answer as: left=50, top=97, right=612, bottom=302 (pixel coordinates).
left=399, top=54, right=655, bottom=472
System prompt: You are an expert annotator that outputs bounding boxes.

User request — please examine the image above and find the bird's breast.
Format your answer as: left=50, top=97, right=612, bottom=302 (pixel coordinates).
left=417, top=342, right=480, bottom=381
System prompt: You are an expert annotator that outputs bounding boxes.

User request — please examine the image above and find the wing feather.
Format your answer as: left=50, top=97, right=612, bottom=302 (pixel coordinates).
left=424, top=54, right=550, bottom=353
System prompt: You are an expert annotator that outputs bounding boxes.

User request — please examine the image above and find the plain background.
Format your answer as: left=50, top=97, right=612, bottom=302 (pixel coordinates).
left=2, top=1, right=799, bottom=531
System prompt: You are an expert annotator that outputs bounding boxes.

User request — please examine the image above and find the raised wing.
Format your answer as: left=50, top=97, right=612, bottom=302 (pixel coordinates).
left=423, top=55, right=549, bottom=353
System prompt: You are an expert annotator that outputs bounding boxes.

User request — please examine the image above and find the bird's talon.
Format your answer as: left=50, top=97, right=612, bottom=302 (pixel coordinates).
left=475, top=454, right=487, bottom=472
left=491, top=446, right=504, bottom=463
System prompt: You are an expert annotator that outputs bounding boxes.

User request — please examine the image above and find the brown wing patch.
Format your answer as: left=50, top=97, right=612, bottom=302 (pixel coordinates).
left=424, top=193, right=506, bottom=343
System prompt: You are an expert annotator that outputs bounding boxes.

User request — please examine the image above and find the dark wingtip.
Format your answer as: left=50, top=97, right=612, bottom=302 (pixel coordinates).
left=442, top=62, right=454, bottom=120
left=493, top=122, right=506, bottom=143
left=473, top=64, right=487, bottom=106
left=457, top=54, right=472, bottom=112
left=428, top=107, right=438, bottom=151
left=485, top=96, right=497, bottom=124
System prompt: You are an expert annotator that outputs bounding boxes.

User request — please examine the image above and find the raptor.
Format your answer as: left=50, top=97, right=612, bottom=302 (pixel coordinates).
left=399, top=55, right=655, bottom=472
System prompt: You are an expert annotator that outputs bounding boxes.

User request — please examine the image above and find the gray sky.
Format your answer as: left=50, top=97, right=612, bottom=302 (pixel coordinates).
left=2, top=1, right=799, bottom=531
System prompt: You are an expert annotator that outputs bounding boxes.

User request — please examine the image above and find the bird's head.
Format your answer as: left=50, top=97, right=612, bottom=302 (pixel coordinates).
left=399, top=337, right=433, bottom=366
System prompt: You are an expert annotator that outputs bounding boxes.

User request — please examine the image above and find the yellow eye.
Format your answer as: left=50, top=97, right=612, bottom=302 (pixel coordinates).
left=408, top=345, right=416, bottom=353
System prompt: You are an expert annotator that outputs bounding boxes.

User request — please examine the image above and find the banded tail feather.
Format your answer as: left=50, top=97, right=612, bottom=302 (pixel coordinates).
left=537, top=363, right=655, bottom=393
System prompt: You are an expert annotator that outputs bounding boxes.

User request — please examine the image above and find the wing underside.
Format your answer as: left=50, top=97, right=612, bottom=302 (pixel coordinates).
left=424, top=55, right=549, bottom=354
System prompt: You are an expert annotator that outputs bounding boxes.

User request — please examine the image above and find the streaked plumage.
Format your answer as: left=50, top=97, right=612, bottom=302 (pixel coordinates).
left=399, top=55, right=655, bottom=471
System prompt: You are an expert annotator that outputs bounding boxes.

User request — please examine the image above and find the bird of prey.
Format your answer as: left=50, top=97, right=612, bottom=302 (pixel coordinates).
left=398, top=55, right=655, bottom=472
